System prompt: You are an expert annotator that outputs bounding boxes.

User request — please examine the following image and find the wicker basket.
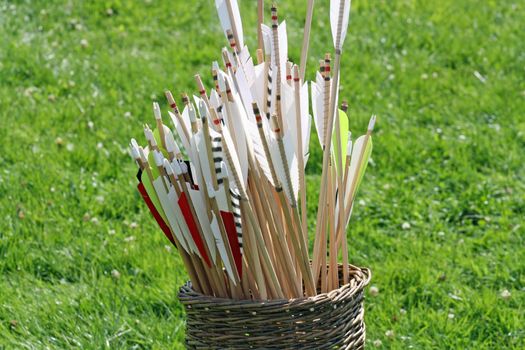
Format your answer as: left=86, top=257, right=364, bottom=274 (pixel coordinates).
left=178, top=264, right=371, bottom=349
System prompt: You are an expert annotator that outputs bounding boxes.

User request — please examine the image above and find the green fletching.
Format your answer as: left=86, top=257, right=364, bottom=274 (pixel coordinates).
left=332, top=109, right=349, bottom=174
left=147, top=151, right=161, bottom=179
left=142, top=127, right=171, bottom=223
left=141, top=168, right=168, bottom=223
left=346, top=134, right=373, bottom=202
left=153, top=127, right=170, bottom=154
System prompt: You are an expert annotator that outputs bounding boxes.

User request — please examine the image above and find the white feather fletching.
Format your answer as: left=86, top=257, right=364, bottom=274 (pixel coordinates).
left=222, top=127, right=246, bottom=193
left=343, top=135, right=372, bottom=205
left=234, top=66, right=255, bottom=122
left=246, top=118, right=274, bottom=186
left=277, top=22, right=288, bottom=82
left=268, top=131, right=299, bottom=204
left=168, top=112, right=190, bottom=152
left=239, top=46, right=256, bottom=84
left=210, top=212, right=236, bottom=284
left=167, top=186, right=200, bottom=256
left=261, top=25, right=272, bottom=56
left=239, top=46, right=250, bottom=65
left=269, top=65, right=278, bottom=116
left=215, top=186, right=230, bottom=213
left=180, top=106, right=193, bottom=134
left=250, top=63, right=266, bottom=112
left=195, top=130, right=214, bottom=189
left=220, top=98, right=249, bottom=188
left=193, top=95, right=203, bottom=111
left=152, top=177, right=191, bottom=254
left=330, top=0, right=352, bottom=49
left=311, top=72, right=325, bottom=145
left=280, top=81, right=295, bottom=142
left=261, top=23, right=288, bottom=82
left=210, top=89, right=222, bottom=110
left=280, top=81, right=311, bottom=166
left=300, top=83, right=312, bottom=164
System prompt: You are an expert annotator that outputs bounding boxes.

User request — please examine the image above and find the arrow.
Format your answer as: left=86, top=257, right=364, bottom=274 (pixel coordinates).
left=313, top=0, right=353, bottom=288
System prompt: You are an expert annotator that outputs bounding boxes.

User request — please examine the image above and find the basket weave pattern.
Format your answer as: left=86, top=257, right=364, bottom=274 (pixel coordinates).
left=179, top=265, right=371, bottom=349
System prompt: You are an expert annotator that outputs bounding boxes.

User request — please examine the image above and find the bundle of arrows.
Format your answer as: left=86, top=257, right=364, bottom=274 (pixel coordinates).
left=129, top=0, right=375, bottom=300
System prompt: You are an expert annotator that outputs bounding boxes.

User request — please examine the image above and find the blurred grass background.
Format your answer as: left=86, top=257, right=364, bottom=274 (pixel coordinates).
left=0, top=0, right=523, bottom=348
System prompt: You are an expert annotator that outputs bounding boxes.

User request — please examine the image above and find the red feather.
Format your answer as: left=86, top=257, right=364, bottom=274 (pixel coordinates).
left=179, top=192, right=212, bottom=267
left=220, top=211, right=243, bottom=278
left=137, top=182, right=177, bottom=247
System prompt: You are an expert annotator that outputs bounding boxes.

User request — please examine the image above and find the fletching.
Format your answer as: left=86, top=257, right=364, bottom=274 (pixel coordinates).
left=332, top=109, right=349, bottom=174
left=153, top=177, right=191, bottom=254
left=343, top=134, right=373, bottom=203
left=330, top=0, right=352, bottom=50
left=261, top=22, right=288, bottom=82
left=311, top=71, right=329, bottom=146
left=210, top=212, right=237, bottom=284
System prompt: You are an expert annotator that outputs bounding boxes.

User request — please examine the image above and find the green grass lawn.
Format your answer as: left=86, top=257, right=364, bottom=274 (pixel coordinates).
left=1, top=0, right=524, bottom=348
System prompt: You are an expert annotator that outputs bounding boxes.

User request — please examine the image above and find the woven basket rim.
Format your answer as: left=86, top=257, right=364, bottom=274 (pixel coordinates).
left=179, top=263, right=371, bottom=307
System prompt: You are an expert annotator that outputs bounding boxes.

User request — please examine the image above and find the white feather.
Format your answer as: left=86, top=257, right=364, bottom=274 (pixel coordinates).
left=330, top=0, right=352, bottom=49
left=250, top=63, right=266, bottom=113
left=243, top=56, right=256, bottom=85
left=269, top=65, right=278, bottom=116
left=286, top=134, right=300, bottom=202
left=222, top=127, right=246, bottom=193
left=153, top=177, right=191, bottom=254
left=167, top=186, right=200, bottom=256
left=216, top=73, right=249, bottom=187
left=280, top=80, right=311, bottom=167
left=193, top=95, right=203, bottom=110
left=189, top=135, right=203, bottom=189
left=210, top=212, right=236, bottom=284
left=180, top=106, right=193, bottom=135
left=246, top=119, right=274, bottom=186
left=300, top=82, right=312, bottom=164
left=277, top=21, right=288, bottom=82
left=209, top=89, right=221, bottom=110
left=169, top=111, right=199, bottom=169
left=215, top=186, right=230, bottom=213
left=311, top=72, right=325, bottom=145
left=261, top=24, right=272, bottom=56
left=268, top=131, right=298, bottom=204
left=343, top=135, right=370, bottom=204
left=239, top=46, right=250, bottom=65
left=195, top=130, right=214, bottom=189
left=260, top=23, right=288, bottom=82
left=234, top=65, right=255, bottom=121
left=280, top=81, right=295, bottom=138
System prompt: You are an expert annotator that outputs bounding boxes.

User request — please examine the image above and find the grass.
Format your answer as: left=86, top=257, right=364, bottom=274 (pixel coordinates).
left=0, top=0, right=523, bottom=348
